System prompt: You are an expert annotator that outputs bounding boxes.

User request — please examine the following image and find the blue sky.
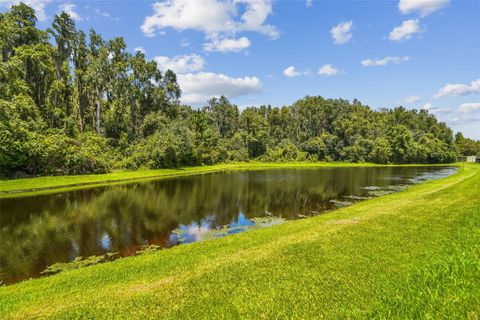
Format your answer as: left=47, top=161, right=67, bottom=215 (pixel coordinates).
left=1, top=0, right=479, bottom=139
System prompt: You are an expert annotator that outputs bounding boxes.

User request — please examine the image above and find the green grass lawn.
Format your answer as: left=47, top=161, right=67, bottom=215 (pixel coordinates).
left=0, top=161, right=455, bottom=198
left=1, top=164, right=479, bottom=319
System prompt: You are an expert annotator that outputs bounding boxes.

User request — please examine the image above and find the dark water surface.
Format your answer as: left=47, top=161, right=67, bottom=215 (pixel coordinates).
left=0, top=166, right=456, bottom=284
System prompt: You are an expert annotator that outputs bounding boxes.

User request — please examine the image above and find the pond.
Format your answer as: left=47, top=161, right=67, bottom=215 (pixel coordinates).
left=0, top=166, right=456, bottom=284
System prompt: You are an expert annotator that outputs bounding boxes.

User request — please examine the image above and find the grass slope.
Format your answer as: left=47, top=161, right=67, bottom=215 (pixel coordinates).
left=0, top=162, right=452, bottom=197
left=0, top=164, right=479, bottom=319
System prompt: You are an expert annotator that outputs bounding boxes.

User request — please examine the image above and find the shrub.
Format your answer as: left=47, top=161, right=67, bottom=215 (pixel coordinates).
left=1, top=129, right=114, bottom=176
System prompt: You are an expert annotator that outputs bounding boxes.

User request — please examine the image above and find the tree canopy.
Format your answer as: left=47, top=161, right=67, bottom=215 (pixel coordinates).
left=0, top=4, right=465, bottom=177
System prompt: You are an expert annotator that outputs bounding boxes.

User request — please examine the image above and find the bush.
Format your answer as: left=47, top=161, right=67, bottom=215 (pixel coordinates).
left=302, top=137, right=327, bottom=160
left=24, top=132, right=113, bottom=175
left=0, top=128, right=114, bottom=176
left=262, top=139, right=306, bottom=162
left=222, top=133, right=249, bottom=162
left=368, top=138, right=392, bottom=164
left=126, top=131, right=195, bottom=169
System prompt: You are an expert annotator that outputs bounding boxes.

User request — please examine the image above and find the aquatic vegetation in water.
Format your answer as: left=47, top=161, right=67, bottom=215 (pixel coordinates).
left=250, top=216, right=286, bottom=227
left=384, top=185, right=408, bottom=191
left=329, top=199, right=354, bottom=207
left=171, top=225, right=251, bottom=243
left=343, top=195, right=371, bottom=200
left=202, top=225, right=233, bottom=240
left=296, top=214, right=309, bottom=219
left=136, top=245, right=163, bottom=255
left=360, top=186, right=383, bottom=191
left=367, top=190, right=395, bottom=197
left=360, top=184, right=409, bottom=197
left=40, top=253, right=119, bottom=276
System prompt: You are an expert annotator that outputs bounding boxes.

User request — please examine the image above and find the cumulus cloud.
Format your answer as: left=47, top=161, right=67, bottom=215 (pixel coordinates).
left=177, top=72, right=262, bottom=104
left=361, top=56, right=410, bottom=67
left=154, top=54, right=205, bottom=74
left=153, top=53, right=261, bottom=104
left=238, top=0, right=278, bottom=37
left=141, top=0, right=278, bottom=40
left=133, top=47, right=146, bottom=54
left=459, top=103, right=480, bottom=113
left=398, top=0, right=449, bottom=16
left=58, top=3, right=83, bottom=21
left=0, top=0, right=52, bottom=21
left=434, top=79, right=480, bottom=99
left=330, top=21, right=353, bottom=44
left=318, top=64, right=339, bottom=76
left=421, top=102, right=452, bottom=115
left=404, top=95, right=421, bottom=104
left=389, top=19, right=422, bottom=42
left=142, top=0, right=236, bottom=36
left=283, top=66, right=301, bottom=77
left=204, top=36, right=250, bottom=53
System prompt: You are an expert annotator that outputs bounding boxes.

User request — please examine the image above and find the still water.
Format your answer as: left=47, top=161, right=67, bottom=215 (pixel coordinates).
left=0, top=166, right=455, bottom=284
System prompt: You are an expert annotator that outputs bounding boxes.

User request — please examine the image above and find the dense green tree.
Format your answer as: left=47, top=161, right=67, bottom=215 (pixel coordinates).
left=0, top=4, right=463, bottom=177
left=73, top=30, right=88, bottom=132
left=455, top=132, right=480, bottom=156
left=205, top=96, right=239, bottom=139
left=240, top=107, right=269, bottom=158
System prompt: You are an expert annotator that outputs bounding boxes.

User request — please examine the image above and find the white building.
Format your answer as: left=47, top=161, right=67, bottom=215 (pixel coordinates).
left=465, top=156, right=477, bottom=163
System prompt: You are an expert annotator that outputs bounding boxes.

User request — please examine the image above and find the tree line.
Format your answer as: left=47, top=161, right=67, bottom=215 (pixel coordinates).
left=0, top=4, right=471, bottom=177
left=455, top=133, right=480, bottom=157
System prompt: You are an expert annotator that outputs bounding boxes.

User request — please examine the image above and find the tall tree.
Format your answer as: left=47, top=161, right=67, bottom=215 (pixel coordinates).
left=47, top=12, right=76, bottom=128
left=73, top=30, right=88, bottom=132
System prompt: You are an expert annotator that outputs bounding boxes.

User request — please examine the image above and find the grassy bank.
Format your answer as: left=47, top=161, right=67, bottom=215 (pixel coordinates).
left=0, top=164, right=478, bottom=319
left=0, top=161, right=456, bottom=198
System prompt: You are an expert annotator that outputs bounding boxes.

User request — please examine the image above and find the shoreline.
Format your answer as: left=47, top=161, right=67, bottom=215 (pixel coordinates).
left=0, top=164, right=478, bottom=318
left=0, top=161, right=459, bottom=198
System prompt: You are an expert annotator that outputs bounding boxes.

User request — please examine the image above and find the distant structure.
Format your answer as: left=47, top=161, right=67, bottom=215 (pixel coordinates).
left=459, top=156, right=479, bottom=163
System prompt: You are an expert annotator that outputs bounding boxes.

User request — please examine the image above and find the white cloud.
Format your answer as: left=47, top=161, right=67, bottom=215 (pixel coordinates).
left=434, top=79, right=480, bottom=99
left=154, top=52, right=262, bottom=104
left=283, top=66, right=301, bottom=77
left=204, top=36, right=250, bottom=53
left=389, top=19, right=422, bottom=42
left=59, top=3, right=83, bottom=21
left=318, top=64, right=339, bottom=76
left=177, top=72, right=262, bottom=104
left=237, top=0, right=278, bottom=38
left=154, top=54, right=205, bottom=74
left=398, top=0, right=449, bottom=16
left=180, top=38, right=190, bottom=47
left=306, top=0, right=313, bottom=8
left=330, top=21, right=353, bottom=44
left=404, top=95, right=421, bottom=104
left=0, top=0, right=52, bottom=21
left=421, top=102, right=435, bottom=111
left=283, top=66, right=312, bottom=77
left=421, top=102, right=452, bottom=114
left=93, top=7, right=119, bottom=21
left=459, top=103, right=480, bottom=113
left=133, top=47, right=146, bottom=54
left=141, top=0, right=278, bottom=39
left=141, top=0, right=235, bottom=36
left=361, top=56, right=410, bottom=67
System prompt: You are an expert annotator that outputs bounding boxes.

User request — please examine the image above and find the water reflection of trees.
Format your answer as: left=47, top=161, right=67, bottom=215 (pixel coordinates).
left=0, top=167, right=432, bottom=284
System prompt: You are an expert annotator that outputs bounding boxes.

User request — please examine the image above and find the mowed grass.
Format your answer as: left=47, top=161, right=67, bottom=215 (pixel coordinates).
left=0, top=161, right=452, bottom=197
left=0, top=164, right=479, bottom=319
